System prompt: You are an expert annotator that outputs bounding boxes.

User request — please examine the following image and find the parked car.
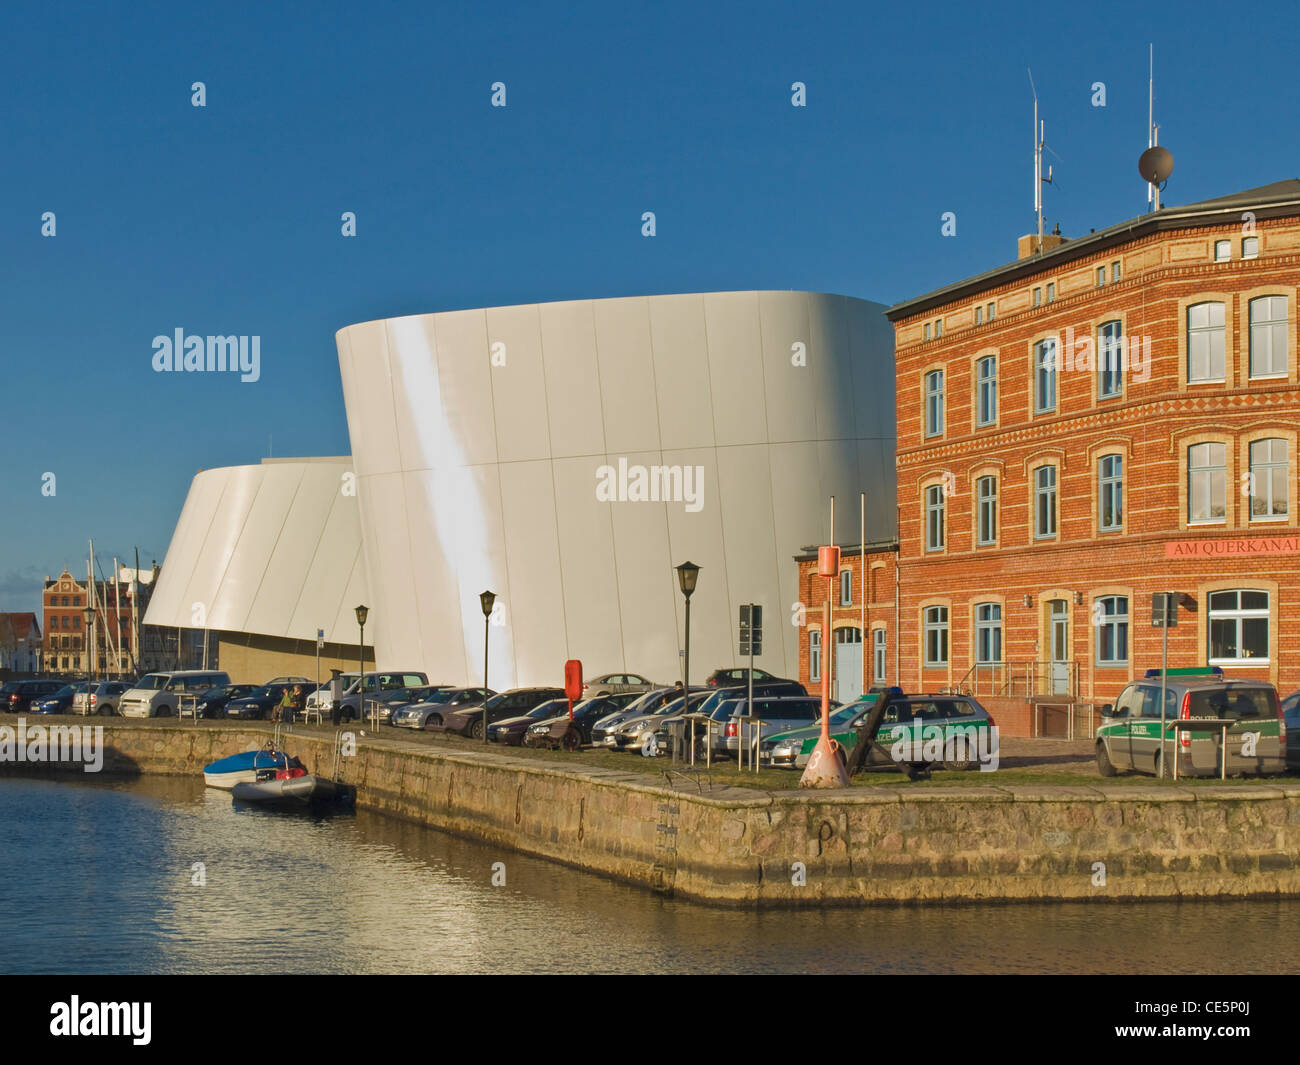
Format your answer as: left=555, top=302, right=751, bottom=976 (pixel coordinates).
left=580, top=673, right=658, bottom=698
left=334, top=672, right=430, bottom=722
left=78, top=681, right=131, bottom=716
left=704, top=667, right=793, bottom=688
left=523, top=694, right=641, bottom=748
left=195, top=684, right=258, bottom=719
left=264, top=676, right=311, bottom=685
left=765, top=689, right=887, bottom=768
left=435, top=687, right=566, bottom=739
left=2, top=680, right=72, bottom=713
left=306, top=673, right=359, bottom=716
left=614, top=691, right=711, bottom=754
left=225, top=682, right=304, bottom=720
left=1095, top=669, right=1284, bottom=778
left=491, top=699, right=572, bottom=746
left=33, top=683, right=85, bottom=714
left=389, top=688, right=494, bottom=730
left=119, top=671, right=232, bottom=718
left=591, top=687, right=678, bottom=746
left=1284, top=689, right=1300, bottom=769
left=825, top=690, right=994, bottom=774
left=365, top=685, right=447, bottom=723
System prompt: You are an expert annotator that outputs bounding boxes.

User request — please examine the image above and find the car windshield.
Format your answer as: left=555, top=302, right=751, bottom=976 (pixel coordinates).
left=135, top=675, right=169, bottom=691
left=528, top=700, right=567, bottom=718
left=51, top=685, right=75, bottom=697
left=249, top=685, right=283, bottom=700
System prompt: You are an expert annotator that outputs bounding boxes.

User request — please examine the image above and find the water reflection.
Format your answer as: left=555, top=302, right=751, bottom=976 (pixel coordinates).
left=0, top=776, right=1294, bottom=974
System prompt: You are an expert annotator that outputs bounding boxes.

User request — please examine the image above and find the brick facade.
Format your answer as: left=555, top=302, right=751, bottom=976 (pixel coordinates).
left=889, top=195, right=1300, bottom=705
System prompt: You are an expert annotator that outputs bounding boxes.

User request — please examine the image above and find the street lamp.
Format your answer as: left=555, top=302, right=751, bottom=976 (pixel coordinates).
left=479, top=591, right=496, bottom=742
left=82, top=607, right=94, bottom=688
left=674, top=562, right=700, bottom=756
left=355, top=605, right=369, bottom=726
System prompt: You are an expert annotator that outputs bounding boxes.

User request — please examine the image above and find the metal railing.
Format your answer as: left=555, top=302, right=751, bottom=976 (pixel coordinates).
left=1033, top=701, right=1097, bottom=739
left=954, top=661, right=1079, bottom=699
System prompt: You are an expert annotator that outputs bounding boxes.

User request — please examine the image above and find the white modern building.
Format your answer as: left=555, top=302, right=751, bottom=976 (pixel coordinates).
left=336, top=291, right=896, bottom=688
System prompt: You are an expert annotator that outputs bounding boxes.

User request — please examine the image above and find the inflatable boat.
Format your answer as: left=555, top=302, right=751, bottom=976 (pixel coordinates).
left=231, top=767, right=356, bottom=808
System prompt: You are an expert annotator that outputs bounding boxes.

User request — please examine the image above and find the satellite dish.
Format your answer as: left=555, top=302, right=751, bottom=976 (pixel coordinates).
left=1139, top=146, right=1174, bottom=184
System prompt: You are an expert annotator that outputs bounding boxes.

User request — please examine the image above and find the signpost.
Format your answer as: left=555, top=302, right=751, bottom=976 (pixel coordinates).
left=316, top=628, right=324, bottom=708
left=1151, top=592, right=1178, bottom=777
left=739, top=604, right=763, bottom=763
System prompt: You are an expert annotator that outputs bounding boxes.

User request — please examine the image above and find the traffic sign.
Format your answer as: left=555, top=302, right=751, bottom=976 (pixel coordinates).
left=1151, top=592, right=1178, bottom=628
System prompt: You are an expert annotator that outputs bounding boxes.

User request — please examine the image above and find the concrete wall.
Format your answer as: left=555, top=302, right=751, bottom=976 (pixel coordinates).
left=20, top=722, right=1300, bottom=906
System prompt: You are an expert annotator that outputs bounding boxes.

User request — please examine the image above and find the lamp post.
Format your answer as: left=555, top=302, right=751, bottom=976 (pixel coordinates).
left=82, top=607, right=94, bottom=690
left=354, top=605, right=369, bottom=726
left=675, top=562, right=700, bottom=759
left=480, top=591, right=496, bottom=742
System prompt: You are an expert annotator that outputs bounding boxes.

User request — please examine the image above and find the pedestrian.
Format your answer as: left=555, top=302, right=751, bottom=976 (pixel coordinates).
left=290, top=684, right=305, bottom=724
left=276, top=685, right=293, bottom=724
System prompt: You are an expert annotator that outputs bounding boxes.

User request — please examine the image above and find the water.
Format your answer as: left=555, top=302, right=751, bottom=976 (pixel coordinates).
left=0, top=775, right=1296, bottom=974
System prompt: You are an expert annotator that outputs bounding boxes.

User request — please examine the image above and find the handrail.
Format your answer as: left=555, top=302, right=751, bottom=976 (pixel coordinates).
left=953, top=661, right=1079, bottom=698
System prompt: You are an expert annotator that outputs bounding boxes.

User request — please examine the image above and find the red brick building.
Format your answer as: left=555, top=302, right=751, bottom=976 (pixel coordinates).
left=881, top=180, right=1300, bottom=708
left=42, top=566, right=175, bottom=676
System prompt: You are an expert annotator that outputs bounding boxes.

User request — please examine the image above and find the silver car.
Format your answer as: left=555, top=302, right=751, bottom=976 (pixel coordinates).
left=581, top=673, right=658, bottom=698
left=390, top=687, right=492, bottom=729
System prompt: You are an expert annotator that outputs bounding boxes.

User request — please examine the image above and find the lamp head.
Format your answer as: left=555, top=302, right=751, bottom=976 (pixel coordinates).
left=354, top=604, right=369, bottom=627
left=480, top=590, right=496, bottom=618
left=675, top=561, right=700, bottom=598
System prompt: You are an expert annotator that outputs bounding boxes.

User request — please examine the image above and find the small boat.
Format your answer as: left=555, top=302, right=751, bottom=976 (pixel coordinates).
left=231, top=767, right=357, bottom=809
left=203, top=747, right=301, bottom=790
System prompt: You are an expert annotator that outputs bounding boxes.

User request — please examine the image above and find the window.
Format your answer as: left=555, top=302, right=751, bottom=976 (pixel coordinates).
left=935, top=319, right=943, bottom=338
left=1188, top=442, right=1227, bottom=523
left=1034, top=338, right=1057, bottom=412
left=976, top=476, right=997, bottom=545
left=1243, top=236, right=1259, bottom=259
left=987, top=302, right=996, bottom=321
left=1097, top=320, right=1123, bottom=398
left=1033, top=287, right=1042, bottom=307
left=1112, top=261, right=1121, bottom=282
left=923, top=606, right=949, bottom=666
left=1096, top=595, right=1129, bottom=665
left=974, top=305, right=983, bottom=325
left=1096, top=266, right=1106, bottom=288
left=809, top=630, right=821, bottom=682
left=976, top=355, right=997, bottom=426
left=924, top=370, right=944, bottom=436
left=1034, top=464, right=1057, bottom=538
left=1046, top=282, right=1056, bottom=303
left=1248, top=438, right=1288, bottom=520
left=839, top=569, right=853, bottom=606
left=1214, top=239, right=1230, bottom=262
left=924, top=322, right=931, bottom=341
left=1208, top=590, right=1269, bottom=664
left=1099, top=454, right=1123, bottom=531
left=925, top=485, right=945, bottom=552
left=872, top=629, right=886, bottom=683
left=1187, top=302, right=1226, bottom=382
left=975, top=603, right=1002, bottom=663
left=1249, top=295, right=1288, bottom=378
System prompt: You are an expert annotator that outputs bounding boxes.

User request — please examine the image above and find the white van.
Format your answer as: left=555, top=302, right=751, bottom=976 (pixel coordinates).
left=119, top=671, right=232, bottom=718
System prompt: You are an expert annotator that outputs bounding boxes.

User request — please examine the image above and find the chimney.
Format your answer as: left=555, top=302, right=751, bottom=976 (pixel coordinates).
left=1018, top=225, right=1067, bottom=260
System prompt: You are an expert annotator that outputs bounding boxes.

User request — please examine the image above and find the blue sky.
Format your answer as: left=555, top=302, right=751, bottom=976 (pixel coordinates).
left=2, top=0, right=1296, bottom=614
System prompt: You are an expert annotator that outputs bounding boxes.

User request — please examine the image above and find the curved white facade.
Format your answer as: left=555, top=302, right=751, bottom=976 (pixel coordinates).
left=337, top=291, right=895, bottom=688
left=145, top=458, right=371, bottom=643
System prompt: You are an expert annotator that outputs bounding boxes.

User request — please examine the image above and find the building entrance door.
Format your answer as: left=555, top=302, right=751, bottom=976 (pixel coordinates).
left=834, top=628, right=863, bottom=704
left=1048, top=599, right=1070, bottom=694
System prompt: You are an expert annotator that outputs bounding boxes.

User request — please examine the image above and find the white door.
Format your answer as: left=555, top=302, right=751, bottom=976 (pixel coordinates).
left=1048, top=599, right=1070, bottom=695
left=834, top=628, right=863, bottom=703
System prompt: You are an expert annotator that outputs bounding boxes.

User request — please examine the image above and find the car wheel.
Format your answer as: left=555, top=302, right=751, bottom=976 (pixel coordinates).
left=98, top=704, right=113, bottom=716
left=943, top=740, right=976, bottom=772
left=426, top=713, right=442, bottom=728
left=1096, top=742, right=1117, bottom=777
left=470, top=720, right=484, bottom=740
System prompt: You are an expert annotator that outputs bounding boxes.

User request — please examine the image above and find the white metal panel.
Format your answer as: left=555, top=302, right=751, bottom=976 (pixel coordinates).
left=499, top=459, right=567, bottom=683
left=428, top=310, right=499, bottom=470
left=758, top=291, right=817, bottom=444
left=538, top=299, right=605, bottom=460
left=703, top=291, right=767, bottom=448
left=592, top=298, right=660, bottom=456
left=147, top=467, right=231, bottom=625
left=649, top=293, right=716, bottom=452
left=339, top=321, right=402, bottom=478
left=486, top=304, right=551, bottom=465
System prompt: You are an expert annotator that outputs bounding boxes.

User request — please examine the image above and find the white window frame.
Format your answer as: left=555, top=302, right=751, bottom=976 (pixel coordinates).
left=1188, top=442, right=1227, bottom=524
left=976, top=475, right=997, bottom=546
left=1242, top=236, right=1259, bottom=259
left=1034, top=464, right=1058, bottom=539
left=1248, top=438, right=1288, bottom=521
left=1207, top=590, right=1270, bottom=666
left=975, top=602, right=1002, bottom=664
left=1098, top=319, right=1123, bottom=398
left=1214, top=239, right=1231, bottom=262
left=1096, top=595, right=1129, bottom=667
left=1249, top=295, right=1288, bottom=379
left=809, top=630, right=821, bottom=682
left=1034, top=338, right=1057, bottom=413
left=925, top=485, right=945, bottom=552
left=839, top=569, right=853, bottom=606
left=924, top=370, right=945, bottom=437
left=923, top=606, right=949, bottom=667
left=1099, top=454, right=1123, bottom=532
left=976, top=355, right=997, bottom=426
left=1186, top=302, right=1226, bottom=383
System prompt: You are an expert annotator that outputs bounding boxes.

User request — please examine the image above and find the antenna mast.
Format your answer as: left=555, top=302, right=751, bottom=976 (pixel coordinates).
left=1147, top=44, right=1160, bottom=210
left=1029, top=70, right=1053, bottom=252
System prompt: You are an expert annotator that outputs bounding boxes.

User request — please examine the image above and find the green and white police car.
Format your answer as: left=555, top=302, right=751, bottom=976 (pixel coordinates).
left=1094, top=668, right=1285, bottom=778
